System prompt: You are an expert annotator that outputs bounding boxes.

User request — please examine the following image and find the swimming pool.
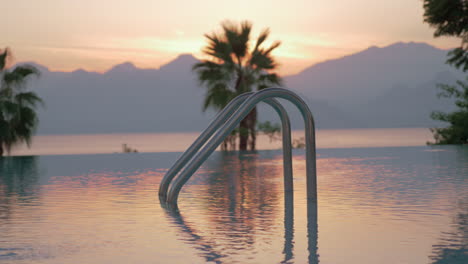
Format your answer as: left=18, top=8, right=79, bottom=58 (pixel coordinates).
left=1, top=146, right=467, bottom=263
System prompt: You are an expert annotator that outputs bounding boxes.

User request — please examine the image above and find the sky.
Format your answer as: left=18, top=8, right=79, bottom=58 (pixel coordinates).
left=1, top=0, right=460, bottom=75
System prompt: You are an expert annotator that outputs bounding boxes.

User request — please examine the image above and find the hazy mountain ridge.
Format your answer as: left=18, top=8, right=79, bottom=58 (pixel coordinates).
left=22, top=42, right=464, bottom=135
left=28, top=54, right=213, bottom=134
left=285, top=42, right=461, bottom=105
left=283, top=42, right=463, bottom=128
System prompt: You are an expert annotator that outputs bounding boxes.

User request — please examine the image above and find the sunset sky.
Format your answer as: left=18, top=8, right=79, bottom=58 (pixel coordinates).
left=2, top=0, right=460, bottom=75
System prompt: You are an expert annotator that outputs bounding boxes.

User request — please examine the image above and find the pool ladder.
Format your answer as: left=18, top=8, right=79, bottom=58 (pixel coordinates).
left=159, top=88, right=317, bottom=207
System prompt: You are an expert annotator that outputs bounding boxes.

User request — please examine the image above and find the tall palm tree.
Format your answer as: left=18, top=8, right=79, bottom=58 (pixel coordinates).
left=193, top=21, right=282, bottom=151
left=0, top=48, right=44, bottom=156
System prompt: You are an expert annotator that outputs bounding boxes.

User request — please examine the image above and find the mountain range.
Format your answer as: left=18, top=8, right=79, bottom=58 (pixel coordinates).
left=23, top=42, right=465, bottom=135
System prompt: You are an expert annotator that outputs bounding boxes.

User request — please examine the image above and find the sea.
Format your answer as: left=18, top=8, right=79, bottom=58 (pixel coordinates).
left=9, top=128, right=433, bottom=156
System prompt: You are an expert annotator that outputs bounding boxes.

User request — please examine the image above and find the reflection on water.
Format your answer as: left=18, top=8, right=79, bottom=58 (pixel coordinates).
left=162, top=206, right=226, bottom=263
left=429, top=147, right=468, bottom=264
left=0, top=146, right=467, bottom=263
left=0, top=157, right=41, bottom=224
left=201, top=152, right=282, bottom=251
left=162, top=151, right=319, bottom=263
left=312, top=146, right=468, bottom=264
left=168, top=151, right=297, bottom=263
left=0, top=156, right=40, bottom=197
left=430, top=198, right=468, bottom=263
left=162, top=196, right=319, bottom=264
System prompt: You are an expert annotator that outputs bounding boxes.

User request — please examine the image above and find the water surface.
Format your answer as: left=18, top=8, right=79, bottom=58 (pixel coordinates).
left=10, top=128, right=432, bottom=156
left=1, top=146, right=467, bottom=263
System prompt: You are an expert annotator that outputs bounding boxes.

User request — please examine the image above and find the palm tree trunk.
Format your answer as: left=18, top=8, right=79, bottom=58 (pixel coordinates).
left=229, top=134, right=236, bottom=150
left=239, top=118, right=248, bottom=151
left=239, top=108, right=257, bottom=151
left=248, top=107, right=257, bottom=151
left=221, top=140, right=228, bottom=151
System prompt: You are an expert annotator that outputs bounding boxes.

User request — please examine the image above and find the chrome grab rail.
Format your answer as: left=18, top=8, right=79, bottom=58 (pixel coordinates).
left=160, top=88, right=316, bottom=206
left=159, top=92, right=293, bottom=201
left=158, top=92, right=253, bottom=201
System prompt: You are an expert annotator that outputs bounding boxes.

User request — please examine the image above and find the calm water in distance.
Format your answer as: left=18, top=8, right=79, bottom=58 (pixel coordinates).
left=1, top=144, right=467, bottom=263
left=10, top=128, right=433, bottom=156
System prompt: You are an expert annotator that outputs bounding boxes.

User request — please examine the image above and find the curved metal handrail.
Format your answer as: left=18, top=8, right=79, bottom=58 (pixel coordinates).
left=159, top=92, right=252, bottom=201
left=159, top=92, right=293, bottom=203
left=166, top=88, right=316, bottom=205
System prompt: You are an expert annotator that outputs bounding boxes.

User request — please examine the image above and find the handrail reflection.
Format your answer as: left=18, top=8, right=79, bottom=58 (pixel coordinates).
left=162, top=192, right=319, bottom=263
left=161, top=202, right=226, bottom=264
left=308, top=201, right=319, bottom=264
left=282, top=191, right=294, bottom=263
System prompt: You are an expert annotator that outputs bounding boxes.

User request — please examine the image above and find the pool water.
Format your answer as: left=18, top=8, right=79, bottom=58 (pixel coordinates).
left=0, top=146, right=467, bottom=263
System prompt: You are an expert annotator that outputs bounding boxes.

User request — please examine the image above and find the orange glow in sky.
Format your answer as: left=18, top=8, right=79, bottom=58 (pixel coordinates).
left=1, top=0, right=460, bottom=75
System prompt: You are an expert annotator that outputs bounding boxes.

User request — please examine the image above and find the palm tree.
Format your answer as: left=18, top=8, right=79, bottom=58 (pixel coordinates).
left=193, top=21, right=282, bottom=151
left=0, top=48, right=44, bottom=156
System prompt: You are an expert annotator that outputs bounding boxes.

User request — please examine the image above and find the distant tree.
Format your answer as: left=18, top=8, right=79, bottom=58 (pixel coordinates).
left=292, top=137, right=306, bottom=149
left=429, top=78, right=468, bottom=144
left=122, top=143, right=138, bottom=153
left=193, top=21, right=282, bottom=151
left=257, top=121, right=281, bottom=142
left=423, top=0, right=468, bottom=71
left=424, top=0, right=468, bottom=144
left=0, top=48, right=44, bottom=156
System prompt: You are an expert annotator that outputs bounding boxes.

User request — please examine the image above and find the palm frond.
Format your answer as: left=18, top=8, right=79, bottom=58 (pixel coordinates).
left=253, top=28, right=270, bottom=52
left=250, top=51, right=276, bottom=70
left=193, top=61, right=234, bottom=88
left=15, top=91, right=45, bottom=108
left=249, top=39, right=281, bottom=70
left=203, top=33, right=233, bottom=63
left=0, top=85, right=12, bottom=98
left=0, top=100, right=19, bottom=117
left=0, top=49, right=43, bottom=156
left=7, top=106, right=38, bottom=148
left=257, top=73, right=282, bottom=90
left=3, top=65, right=40, bottom=89
left=238, top=21, right=252, bottom=50
left=263, top=41, right=281, bottom=55
left=221, top=20, right=251, bottom=61
left=259, top=73, right=282, bottom=85
left=203, top=83, right=235, bottom=111
left=194, top=21, right=282, bottom=121
left=0, top=119, right=10, bottom=138
left=0, top=48, right=11, bottom=71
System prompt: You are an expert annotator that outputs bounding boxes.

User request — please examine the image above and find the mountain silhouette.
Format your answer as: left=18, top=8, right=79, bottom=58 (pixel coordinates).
left=285, top=42, right=461, bottom=105
left=283, top=42, right=463, bottom=128
left=24, top=42, right=463, bottom=135
left=106, top=62, right=140, bottom=74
